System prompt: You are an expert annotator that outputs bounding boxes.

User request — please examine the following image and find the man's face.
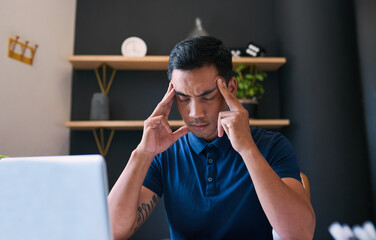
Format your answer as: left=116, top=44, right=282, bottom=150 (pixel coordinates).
left=171, top=64, right=236, bottom=142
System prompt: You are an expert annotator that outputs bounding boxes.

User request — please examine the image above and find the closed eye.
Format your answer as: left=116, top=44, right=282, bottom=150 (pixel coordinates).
left=202, top=92, right=217, bottom=101
left=176, top=97, right=189, bottom=102
left=202, top=96, right=215, bottom=101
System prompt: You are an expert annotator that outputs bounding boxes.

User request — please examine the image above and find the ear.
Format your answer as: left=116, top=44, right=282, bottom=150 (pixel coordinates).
left=227, top=77, right=237, bottom=97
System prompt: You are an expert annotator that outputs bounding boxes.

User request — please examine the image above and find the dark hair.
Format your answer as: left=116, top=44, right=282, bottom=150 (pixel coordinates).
left=167, top=36, right=233, bottom=83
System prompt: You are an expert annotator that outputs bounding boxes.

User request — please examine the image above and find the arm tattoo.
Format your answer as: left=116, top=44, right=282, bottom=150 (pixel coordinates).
left=134, top=194, right=160, bottom=233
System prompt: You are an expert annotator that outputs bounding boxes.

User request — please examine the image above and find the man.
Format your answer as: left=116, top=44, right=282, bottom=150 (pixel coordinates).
left=108, top=36, right=315, bottom=239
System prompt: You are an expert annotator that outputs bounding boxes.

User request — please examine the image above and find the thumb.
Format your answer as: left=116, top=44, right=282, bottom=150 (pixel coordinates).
left=218, top=116, right=224, bottom=137
left=171, top=125, right=190, bottom=142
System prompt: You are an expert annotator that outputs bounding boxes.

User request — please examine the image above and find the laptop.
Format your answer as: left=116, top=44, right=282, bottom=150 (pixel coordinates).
left=0, top=154, right=113, bottom=240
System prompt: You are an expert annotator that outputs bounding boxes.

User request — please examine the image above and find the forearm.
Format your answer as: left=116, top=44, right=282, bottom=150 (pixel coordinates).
left=240, top=145, right=315, bottom=240
left=108, top=148, right=154, bottom=239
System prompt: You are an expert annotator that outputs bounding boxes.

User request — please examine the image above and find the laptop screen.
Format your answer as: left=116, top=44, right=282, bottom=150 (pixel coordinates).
left=0, top=155, right=113, bottom=240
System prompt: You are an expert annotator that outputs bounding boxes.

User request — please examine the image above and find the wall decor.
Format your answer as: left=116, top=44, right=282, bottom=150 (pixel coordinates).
left=8, top=36, right=38, bottom=65
left=244, top=42, right=265, bottom=57
left=187, top=18, right=209, bottom=38
left=121, top=36, right=147, bottom=57
left=90, top=92, right=110, bottom=121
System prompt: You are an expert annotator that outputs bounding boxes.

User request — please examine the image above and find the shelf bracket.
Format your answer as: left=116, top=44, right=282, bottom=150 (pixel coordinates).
left=94, top=64, right=117, bottom=95
left=92, top=128, right=115, bottom=157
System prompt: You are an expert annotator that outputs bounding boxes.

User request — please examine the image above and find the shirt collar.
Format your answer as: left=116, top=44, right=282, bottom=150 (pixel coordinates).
left=188, top=131, right=231, bottom=155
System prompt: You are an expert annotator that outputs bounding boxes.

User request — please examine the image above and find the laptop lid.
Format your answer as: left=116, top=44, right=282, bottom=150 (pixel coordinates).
left=0, top=154, right=113, bottom=240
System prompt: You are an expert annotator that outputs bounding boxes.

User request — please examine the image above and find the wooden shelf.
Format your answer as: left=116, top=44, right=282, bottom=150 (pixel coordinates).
left=67, top=55, right=288, bottom=156
left=232, top=57, right=286, bottom=71
left=65, top=119, right=290, bottom=130
left=68, top=55, right=286, bottom=71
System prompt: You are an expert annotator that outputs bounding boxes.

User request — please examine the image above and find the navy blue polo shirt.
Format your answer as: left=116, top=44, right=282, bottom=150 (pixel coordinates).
left=143, top=127, right=300, bottom=239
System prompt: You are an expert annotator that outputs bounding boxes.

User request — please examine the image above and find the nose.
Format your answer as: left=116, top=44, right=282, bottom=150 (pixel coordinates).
left=189, top=100, right=205, bottom=119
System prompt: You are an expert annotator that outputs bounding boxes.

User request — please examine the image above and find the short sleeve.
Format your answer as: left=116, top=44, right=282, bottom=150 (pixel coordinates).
left=143, top=154, right=164, bottom=198
left=267, top=133, right=301, bottom=182
left=252, top=127, right=301, bottom=182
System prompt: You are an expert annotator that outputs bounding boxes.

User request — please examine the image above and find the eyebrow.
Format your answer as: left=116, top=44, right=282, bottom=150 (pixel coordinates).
left=175, top=86, right=217, bottom=98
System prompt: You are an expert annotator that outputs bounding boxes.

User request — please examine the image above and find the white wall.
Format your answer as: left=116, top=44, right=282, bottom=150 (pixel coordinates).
left=0, top=0, right=76, bottom=156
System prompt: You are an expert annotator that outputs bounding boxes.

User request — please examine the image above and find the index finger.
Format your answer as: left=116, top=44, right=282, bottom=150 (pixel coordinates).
left=150, top=82, right=175, bottom=117
left=217, top=78, right=242, bottom=111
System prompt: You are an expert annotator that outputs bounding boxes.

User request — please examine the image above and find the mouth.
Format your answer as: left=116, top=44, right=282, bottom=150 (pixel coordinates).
left=190, top=123, right=210, bottom=131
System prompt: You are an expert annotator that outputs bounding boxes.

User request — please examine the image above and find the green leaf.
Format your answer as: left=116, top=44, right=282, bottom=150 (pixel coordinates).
left=245, top=73, right=253, bottom=80
left=255, top=74, right=264, bottom=81
left=235, top=64, right=245, bottom=73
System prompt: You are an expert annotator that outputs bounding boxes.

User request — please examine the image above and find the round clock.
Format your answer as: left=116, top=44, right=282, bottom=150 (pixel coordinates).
left=121, top=37, right=147, bottom=57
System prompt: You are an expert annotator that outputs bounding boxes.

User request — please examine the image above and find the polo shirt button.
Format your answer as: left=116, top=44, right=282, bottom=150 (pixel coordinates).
left=208, top=159, right=213, bottom=164
left=208, top=177, right=213, bottom=182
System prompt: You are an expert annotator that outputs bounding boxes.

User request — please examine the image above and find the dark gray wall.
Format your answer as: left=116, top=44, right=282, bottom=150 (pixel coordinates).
left=274, top=1, right=373, bottom=239
left=71, top=0, right=373, bottom=239
left=354, top=0, right=376, bottom=218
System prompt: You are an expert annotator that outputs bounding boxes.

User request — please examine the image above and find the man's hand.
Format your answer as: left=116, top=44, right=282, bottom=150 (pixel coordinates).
left=217, top=79, right=315, bottom=239
left=137, top=82, right=190, bottom=158
left=217, top=79, right=255, bottom=154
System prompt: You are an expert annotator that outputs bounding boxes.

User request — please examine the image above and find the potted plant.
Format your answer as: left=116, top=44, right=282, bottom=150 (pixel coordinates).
left=234, top=64, right=267, bottom=118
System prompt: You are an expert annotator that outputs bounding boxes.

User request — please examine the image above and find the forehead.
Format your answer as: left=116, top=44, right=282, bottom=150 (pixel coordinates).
left=171, top=65, right=219, bottom=94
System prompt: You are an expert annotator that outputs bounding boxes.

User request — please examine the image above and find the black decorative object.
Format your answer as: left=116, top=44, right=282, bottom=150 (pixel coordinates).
left=230, top=42, right=266, bottom=58
left=244, top=42, right=265, bottom=57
